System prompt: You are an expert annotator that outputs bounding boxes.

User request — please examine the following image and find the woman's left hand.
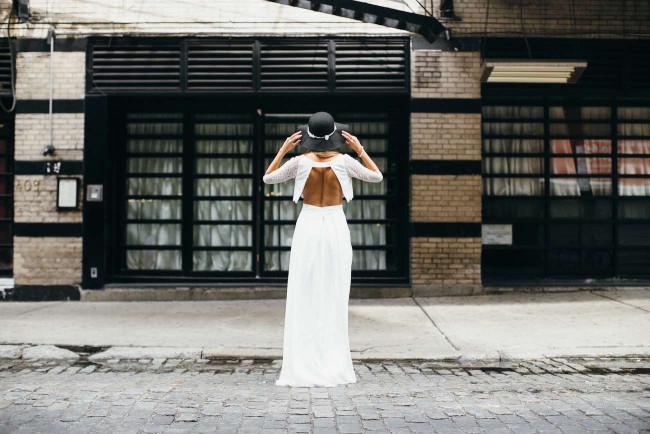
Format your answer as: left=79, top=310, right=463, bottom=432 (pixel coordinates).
left=281, top=131, right=302, bottom=152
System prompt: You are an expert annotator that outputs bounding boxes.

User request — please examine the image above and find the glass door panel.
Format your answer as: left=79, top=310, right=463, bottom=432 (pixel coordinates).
left=124, top=113, right=183, bottom=270
left=192, top=113, right=254, bottom=272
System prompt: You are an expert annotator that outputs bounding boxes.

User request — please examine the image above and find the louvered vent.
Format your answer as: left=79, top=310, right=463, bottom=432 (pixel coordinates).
left=0, top=42, right=12, bottom=94
left=91, top=43, right=181, bottom=90
left=88, top=38, right=409, bottom=94
left=259, top=41, right=329, bottom=90
left=335, top=39, right=407, bottom=90
left=187, top=42, right=254, bottom=91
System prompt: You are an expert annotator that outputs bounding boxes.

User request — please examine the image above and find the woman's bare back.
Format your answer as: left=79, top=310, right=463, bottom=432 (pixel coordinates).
left=302, top=152, right=344, bottom=207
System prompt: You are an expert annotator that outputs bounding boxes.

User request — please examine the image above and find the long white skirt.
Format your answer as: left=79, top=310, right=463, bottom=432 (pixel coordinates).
left=275, top=203, right=357, bottom=387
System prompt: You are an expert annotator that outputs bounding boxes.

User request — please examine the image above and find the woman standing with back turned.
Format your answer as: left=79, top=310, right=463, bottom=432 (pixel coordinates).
left=262, top=111, right=383, bottom=388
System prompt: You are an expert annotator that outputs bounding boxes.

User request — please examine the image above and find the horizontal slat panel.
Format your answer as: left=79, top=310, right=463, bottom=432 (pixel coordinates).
left=88, top=38, right=409, bottom=93
left=91, top=43, right=181, bottom=90
left=187, top=42, right=254, bottom=91
left=259, top=41, right=329, bottom=90
left=0, top=43, right=11, bottom=93
left=335, top=39, right=406, bottom=90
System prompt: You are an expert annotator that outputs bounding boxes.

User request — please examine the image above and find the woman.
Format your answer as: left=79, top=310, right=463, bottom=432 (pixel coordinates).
left=262, top=112, right=383, bottom=388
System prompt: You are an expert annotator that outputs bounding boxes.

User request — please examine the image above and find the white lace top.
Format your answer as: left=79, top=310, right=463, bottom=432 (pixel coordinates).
left=262, top=153, right=383, bottom=203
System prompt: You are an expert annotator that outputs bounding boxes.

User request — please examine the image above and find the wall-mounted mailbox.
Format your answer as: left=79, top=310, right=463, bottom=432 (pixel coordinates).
left=57, top=177, right=79, bottom=210
left=86, top=184, right=103, bottom=202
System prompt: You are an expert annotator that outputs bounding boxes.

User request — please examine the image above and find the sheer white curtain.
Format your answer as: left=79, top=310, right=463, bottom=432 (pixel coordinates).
left=618, top=107, right=650, bottom=197
left=193, top=119, right=253, bottom=271
left=125, top=113, right=392, bottom=273
left=126, top=115, right=184, bottom=270
left=263, top=118, right=389, bottom=272
left=483, top=106, right=544, bottom=195
left=345, top=128, right=388, bottom=271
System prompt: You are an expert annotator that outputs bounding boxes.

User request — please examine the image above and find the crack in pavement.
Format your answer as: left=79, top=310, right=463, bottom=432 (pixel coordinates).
left=590, top=290, right=650, bottom=313
left=411, top=296, right=460, bottom=351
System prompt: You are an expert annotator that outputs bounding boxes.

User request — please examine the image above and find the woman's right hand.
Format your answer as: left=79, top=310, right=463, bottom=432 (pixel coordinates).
left=342, top=131, right=362, bottom=155
left=281, top=131, right=302, bottom=153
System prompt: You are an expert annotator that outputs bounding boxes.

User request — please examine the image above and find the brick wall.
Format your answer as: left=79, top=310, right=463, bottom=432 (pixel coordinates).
left=409, top=48, right=483, bottom=295
left=14, top=114, right=84, bottom=161
left=414, top=0, right=650, bottom=39
left=411, top=237, right=482, bottom=295
left=411, top=175, right=481, bottom=223
left=13, top=50, right=86, bottom=287
left=14, top=176, right=83, bottom=223
left=13, top=237, right=82, bottom=285
left=15, top=52, right=85, bottom=100
left=410, top=113, right=481, bottom=160
left=411, top=51, right=482, bottom=99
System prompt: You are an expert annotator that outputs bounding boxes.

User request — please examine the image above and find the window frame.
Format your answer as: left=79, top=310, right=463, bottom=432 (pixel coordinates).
left=106, top=95, right=410, bottom=285
left=482, top=95, right=650, bottom=283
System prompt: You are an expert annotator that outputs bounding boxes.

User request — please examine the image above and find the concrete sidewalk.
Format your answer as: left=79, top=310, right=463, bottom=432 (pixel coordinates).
left=0, top=288, right=648, bottom=362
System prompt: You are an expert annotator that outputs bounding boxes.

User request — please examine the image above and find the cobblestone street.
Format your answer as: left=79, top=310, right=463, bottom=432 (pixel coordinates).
left=1, top=356, right=649, bottom=434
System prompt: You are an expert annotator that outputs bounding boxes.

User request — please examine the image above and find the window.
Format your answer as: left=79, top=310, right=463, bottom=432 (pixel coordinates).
left=482, top=101, right=650, bottom=280
left=113, top=102, right=407, bottom=283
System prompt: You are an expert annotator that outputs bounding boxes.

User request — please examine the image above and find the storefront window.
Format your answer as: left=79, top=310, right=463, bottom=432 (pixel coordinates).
left=482, top=101, right=650, bottom=280
left=117, top=107, right=402, bottom=280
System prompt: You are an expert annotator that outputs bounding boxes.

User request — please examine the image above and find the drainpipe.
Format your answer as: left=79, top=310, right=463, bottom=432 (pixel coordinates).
left=43, top=27, right=56, bottom=156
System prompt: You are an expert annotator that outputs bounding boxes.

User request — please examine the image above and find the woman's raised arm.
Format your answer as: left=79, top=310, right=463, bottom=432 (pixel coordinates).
left=341, top=130, right=382, bottom=182
left=262, top=131, right=302, bottom=184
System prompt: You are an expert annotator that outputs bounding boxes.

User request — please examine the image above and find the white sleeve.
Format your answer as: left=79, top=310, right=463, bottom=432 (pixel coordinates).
left=343, top=153, right=383, bottom=183
left=262, top=156, right=300, bottom=184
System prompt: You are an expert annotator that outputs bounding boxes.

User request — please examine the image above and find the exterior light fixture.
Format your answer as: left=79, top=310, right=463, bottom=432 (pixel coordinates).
left=12, top=0, right=30, bottom=22
left=480, top=60, right=587, bottom=84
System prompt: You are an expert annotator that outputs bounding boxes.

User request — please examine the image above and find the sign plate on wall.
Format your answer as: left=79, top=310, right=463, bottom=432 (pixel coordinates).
left=44, top=161, right=62, bottom=174
left=482, top=224, right=513, bottom=245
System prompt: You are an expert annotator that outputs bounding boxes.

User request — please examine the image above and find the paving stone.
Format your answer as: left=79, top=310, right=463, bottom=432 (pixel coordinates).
left=0, top=357, right=647, bottom=434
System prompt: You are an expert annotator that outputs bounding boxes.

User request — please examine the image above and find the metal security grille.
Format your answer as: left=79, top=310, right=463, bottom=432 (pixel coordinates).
left=0, top=42, right=12, bottom=94
left=112, top=101, right=408, bottom=283
left=482, top=99, right=650, bottom=282
left=88, top=37, right=409, bottom=94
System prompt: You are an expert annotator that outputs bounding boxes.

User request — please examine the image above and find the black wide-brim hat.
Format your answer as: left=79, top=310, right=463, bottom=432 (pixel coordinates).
left=297, top=111, right=350, bottom=152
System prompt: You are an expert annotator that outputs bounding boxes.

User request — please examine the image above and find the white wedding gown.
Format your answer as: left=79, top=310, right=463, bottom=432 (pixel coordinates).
left=262, top=153, right=383, bottom=387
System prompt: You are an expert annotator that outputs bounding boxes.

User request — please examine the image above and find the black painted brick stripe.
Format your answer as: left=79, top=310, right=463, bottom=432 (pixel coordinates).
left=410, top=98, right=481, bottom=113
left=13, top=223, right=83, bottom=237
left=410, top=160, right=481, bottom=175
left=16, top=100, right=85, bottom=114
left=2, top=285, right=81, bottom=301
left=411, top=222, right=481, bottom=237
left=16, top=38, right=88, bottom=52
left=15, top=160, right=84, bottom=175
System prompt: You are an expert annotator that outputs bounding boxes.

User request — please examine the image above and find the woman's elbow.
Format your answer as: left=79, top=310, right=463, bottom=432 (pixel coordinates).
left=373, top=171, right=383, bottom=182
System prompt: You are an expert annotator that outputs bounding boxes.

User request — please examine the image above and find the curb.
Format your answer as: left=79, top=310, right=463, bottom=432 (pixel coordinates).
left=2, top=344, right=649, bottom=367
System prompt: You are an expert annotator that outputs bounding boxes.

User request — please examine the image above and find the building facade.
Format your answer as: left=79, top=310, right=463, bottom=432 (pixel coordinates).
left=2, top=0, right=649, bottom=300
